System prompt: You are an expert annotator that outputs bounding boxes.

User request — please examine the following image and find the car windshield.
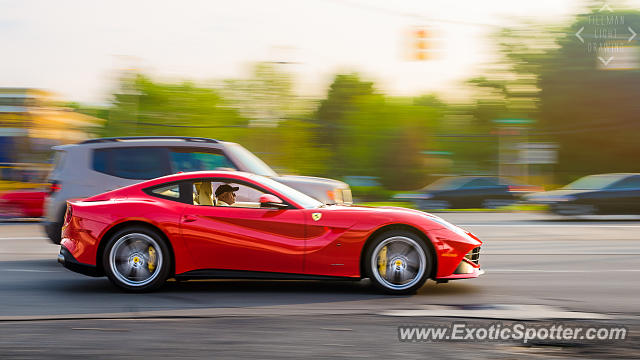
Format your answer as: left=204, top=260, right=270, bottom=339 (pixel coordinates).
left=424, top=177, right=470, bottom=191
left=563, top=174, right=626, bottom=190
left=225, top=143, right=278, bottom=177
left=250, top=174, right=323, bottom=209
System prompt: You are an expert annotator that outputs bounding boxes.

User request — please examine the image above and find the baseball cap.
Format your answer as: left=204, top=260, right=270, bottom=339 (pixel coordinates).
left=215, top=184, right=239, bottom=197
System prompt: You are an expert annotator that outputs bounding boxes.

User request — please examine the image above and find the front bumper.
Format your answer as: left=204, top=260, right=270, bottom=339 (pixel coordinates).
left=436, top=246, right=483, bottom=280
left=58, top=246, right=101, bottom=277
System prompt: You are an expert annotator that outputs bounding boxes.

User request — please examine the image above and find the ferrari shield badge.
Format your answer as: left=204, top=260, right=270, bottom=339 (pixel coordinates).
left=312, top=213, right=322, bottom=221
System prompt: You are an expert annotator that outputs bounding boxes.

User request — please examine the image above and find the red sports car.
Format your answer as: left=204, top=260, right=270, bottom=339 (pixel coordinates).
left=58, top=171, right=483, bottom=294
left=0, top=189, right=46, bottom=218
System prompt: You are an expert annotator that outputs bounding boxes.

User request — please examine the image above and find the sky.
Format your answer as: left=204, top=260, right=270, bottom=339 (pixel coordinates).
left=0, top=0, right=606, bottom=104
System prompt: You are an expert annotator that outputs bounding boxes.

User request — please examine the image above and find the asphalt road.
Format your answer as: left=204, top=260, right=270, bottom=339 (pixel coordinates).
left=0, top=212, right=638, bottom=358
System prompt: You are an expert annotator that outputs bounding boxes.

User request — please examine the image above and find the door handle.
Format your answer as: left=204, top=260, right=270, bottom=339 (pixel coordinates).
left=183, top=215, right=197, bottom=223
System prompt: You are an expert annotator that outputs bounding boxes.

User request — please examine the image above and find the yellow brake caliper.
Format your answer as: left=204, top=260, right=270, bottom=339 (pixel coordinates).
left=148, top=247, right=157, bottom=272
left=378, top=246, right=388, bottom=277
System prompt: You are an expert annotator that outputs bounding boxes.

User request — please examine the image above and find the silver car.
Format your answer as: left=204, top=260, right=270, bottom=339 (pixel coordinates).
left=44, top=136, right=351, bottom=243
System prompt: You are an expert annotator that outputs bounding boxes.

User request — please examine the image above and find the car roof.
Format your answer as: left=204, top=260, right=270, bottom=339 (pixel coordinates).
left=145, top=170, right=259, bottom=184
left=53, top=137, right=230, bottom=151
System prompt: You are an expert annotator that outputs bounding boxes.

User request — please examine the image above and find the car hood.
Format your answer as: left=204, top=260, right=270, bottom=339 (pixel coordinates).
left=312, top=205, right=477, bottom=240
left=274, top=175, right=349, bottom=189
left=316, top=204, right=444, bottom=222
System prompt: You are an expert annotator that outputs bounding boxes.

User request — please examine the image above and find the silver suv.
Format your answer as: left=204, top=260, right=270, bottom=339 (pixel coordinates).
left=44, top=136, right=352, bottom=243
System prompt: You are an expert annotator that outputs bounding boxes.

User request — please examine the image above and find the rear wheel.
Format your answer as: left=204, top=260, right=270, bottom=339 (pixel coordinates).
left=551, top=203, right=597, bottom=216
left=482, top=199, right=515, bottom=209
left=417, top=200, right=450, bottom=210
left=365, top=230, right=431, bottom=295
left=45, top=221, right=63, bottom=244
left=103, top=226, right=170, bottom=292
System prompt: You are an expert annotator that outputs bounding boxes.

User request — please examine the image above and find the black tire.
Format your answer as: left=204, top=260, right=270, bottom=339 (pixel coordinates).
left=551, top=203, right=597, bottom=216
left=364, top=230, right=432, bottom=295
left=417, top=200, right=450, bottom=210
left=102, top=226, right=171, bottom=292
left=482, top=199, right=515, bottom=209
left=45, top=221, right=63, bottom=244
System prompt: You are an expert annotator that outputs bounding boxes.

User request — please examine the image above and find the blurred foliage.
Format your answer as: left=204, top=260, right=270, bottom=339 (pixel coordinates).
left=101, top=73, right=247, bottom=140
left=313, top=74, right=443, bottom=189
left=538, top=10, right=640, bottom=183
left=86, top=6, right=640, bottom=190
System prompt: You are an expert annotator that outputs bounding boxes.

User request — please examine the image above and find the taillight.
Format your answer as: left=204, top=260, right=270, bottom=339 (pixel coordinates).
left=63, top=204, right=73, bottom=225
left=49, top=181, right=61, bottom=195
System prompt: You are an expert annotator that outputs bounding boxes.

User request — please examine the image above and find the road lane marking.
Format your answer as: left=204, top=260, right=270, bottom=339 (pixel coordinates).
left=2, top=269, right=61, bottom=273
left=381, top=304, right=610, bottom=320
left=482, top=253, right=640, bottom=255
left=0, top=237, right=49, bottom=241
left=322, top=344, right=355, bottom=347
left=72, top=328, right=129, bottom=332
left=458, top=224, right=640, bottom=228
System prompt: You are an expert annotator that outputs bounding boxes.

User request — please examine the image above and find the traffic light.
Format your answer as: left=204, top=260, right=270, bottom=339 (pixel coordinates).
left=412, top=27, right=430, bottom=60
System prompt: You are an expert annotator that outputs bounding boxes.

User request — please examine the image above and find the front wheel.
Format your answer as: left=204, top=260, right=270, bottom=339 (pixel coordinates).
left=103, top=226, right=170, bottom=292
left=365, top=231, right=432, bottom=295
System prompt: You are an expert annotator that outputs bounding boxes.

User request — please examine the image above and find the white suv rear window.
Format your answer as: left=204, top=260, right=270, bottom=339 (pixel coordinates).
left=92, top=147, right=171, bottom=180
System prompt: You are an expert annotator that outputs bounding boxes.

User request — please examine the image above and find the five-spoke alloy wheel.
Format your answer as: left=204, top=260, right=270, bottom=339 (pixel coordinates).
left=103, top=226, right=170, bottom=292
left=365, top=230, right=431, bottom=294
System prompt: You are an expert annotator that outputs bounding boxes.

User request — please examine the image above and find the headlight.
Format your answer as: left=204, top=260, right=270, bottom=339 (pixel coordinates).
left=428, top=215, right=469, bottom=238
left=342, top=189, right=353, bottom=204
left=333, top=188, right=343, bottom=203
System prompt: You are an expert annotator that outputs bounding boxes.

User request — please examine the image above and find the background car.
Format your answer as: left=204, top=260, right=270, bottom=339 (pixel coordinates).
left=394, top=176, right=542, bottom=210
left=0, top=189, right=46, bottom=219
left=524, top=173, right=640, bottom=215
left=342, top=176, right=393, bottom=202
left=44, top=136, right=351, bottom=243
left=58, top=171, right=482, bottom=294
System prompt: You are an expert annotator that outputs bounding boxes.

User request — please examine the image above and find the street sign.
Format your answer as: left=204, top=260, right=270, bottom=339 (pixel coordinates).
left=493, top=119, right=535, bottom=125
left=516, top=142, right=557, bottom=164
left=422, top=151, right=453, bottom=156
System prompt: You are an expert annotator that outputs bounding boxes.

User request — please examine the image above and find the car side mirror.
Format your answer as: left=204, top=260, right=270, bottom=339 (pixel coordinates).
left=259, top=194, right=288, bottom=209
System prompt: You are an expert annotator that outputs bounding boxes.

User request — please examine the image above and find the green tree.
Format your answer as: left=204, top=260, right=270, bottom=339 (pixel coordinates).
left=101, top=72, right=247, bottom=141
left=221, top=63, right=320, bottom=175
left=314, top=74, right=376, bottom=177
left=538, top=10, right=640, bottom=182
left=315, top=74, right=440, bottom=189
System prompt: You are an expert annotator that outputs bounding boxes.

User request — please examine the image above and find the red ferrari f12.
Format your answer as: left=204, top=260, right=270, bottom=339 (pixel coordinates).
left=58, top=171, right=482, bottom=294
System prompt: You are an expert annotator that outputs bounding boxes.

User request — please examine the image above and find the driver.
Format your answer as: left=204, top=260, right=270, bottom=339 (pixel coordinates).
left=215, top=184, right=239, bottom=206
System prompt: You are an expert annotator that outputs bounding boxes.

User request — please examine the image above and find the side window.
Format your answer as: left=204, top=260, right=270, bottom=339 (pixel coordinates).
left=92, top=147, right=171, bottom=180
left=151, top=184, right=180, bottom=199
left=609, top=176, right=640, bottom=190
left=145, top=182, right=189, bottom=203
left=170, top=149, right=236, bottom=173
left=193, top=181, right=214, bottom=206
left=191, top=178, right=280, bottom=209
left=92, top=149, right=107, bottom=173
left=465, top=178, right=496, bottom=188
